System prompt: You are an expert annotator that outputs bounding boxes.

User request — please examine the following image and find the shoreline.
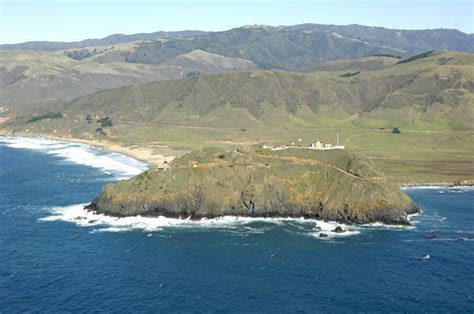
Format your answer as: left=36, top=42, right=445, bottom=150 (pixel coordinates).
left=1, top=131, right=472, bottom=187
left=0, top=131, right=175, bottom=167
left=400, top=182, right=474, bottom=188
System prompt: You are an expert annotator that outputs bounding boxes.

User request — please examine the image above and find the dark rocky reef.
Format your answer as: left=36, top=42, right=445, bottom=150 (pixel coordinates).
left=86, top=146, right=418, bottom=225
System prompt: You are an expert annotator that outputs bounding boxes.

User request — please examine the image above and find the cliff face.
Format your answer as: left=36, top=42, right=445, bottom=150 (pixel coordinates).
left=86, top=146, right=418, bottom=224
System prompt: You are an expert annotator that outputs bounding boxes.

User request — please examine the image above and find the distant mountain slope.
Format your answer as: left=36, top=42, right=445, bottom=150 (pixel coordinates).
left=0, top=31, right=208, bottom=52
left=287, top=24, right=474, bottom=54
left=5, top=51, right=472, bottom=132
left=2, top=24, right=472, bottom=70
left=74, top=25, right=474, bottom=70
left=117, top=27, right=409, bottom=70
left=0, top=50, right=260, bottom=109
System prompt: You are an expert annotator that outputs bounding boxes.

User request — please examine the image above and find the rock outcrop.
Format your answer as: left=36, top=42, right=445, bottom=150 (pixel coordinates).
left=86, top=146, right=418, bottom=224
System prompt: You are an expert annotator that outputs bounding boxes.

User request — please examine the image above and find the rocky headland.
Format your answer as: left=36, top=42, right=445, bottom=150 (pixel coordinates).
left=86, top=146, right=418, bottom=225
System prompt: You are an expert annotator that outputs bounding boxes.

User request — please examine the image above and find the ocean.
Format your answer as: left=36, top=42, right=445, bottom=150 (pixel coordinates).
left=1, top=137, right=473, bottom=312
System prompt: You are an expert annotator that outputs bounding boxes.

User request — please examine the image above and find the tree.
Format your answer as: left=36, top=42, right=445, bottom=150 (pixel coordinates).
left=97, top=117, right=113, bottom=127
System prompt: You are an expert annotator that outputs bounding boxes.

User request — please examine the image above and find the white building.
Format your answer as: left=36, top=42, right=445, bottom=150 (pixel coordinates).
left=310, top=139, right=345, bottom=150
left=310, top=140, right=324, bottom=149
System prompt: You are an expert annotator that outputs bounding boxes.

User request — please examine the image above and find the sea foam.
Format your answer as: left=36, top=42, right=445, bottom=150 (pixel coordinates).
left=0, top=137, right=148, bottom=179
left=39, top=203, right=374, bottom=239
left=401, top=186, right=446, bottom=191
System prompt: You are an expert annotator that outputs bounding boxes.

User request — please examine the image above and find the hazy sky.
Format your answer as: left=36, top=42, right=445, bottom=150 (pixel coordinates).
left=0, top=0, right=472, bottom=44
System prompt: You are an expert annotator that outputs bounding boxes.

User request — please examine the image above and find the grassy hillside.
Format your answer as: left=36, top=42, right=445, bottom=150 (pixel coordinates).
left=0, top=50, right=260, bottom=109
left=306, top=55, right=400, bottom=72
left=8, top=51, right=471, bottom=130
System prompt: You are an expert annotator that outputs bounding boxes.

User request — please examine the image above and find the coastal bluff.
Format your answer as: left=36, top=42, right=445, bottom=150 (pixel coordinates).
left=86, top=146, right=418, bottom=224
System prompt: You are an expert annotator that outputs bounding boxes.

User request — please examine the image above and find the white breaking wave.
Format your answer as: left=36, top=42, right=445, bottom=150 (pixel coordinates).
left=401, top=186, right=446, bottom=191
left=447, top=186, right=474, bottom=193
left=39, top=204, right=372, bottom=239
left=0, top=136, right=148, bottom=179
left=311, top=220, right=361, bottom=239
left=402, top=185, right=474, bottom=191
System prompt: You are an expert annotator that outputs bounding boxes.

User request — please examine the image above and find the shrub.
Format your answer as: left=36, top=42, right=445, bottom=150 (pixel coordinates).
left=370, top=53, right=402, bottom=59
left=95, top=127, right=106, bottom=136
left=186, top=71, right=201, bottom=78
left=339, top=71, right=360, bottom=78
left=397, top=51, right=434, bottom=64
left=26, top=112, right=62, bottom=123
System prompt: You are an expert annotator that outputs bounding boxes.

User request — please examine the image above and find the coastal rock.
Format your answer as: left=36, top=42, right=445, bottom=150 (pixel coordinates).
left=86, top=146, right=418, bottom=225
left=332, top=226, right=346, bottom=233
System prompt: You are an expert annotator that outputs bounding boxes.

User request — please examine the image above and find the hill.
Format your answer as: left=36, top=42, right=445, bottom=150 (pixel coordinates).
left=0, top=50, right=260, bottom=110
left=86, top=145, right=417, bottom=224
left=2, top=24, right=472, bottom=110
left=5, top=51, right=471, bottom=131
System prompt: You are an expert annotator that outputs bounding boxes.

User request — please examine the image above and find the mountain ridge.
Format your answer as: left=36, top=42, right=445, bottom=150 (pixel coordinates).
left=2, top=23, right=471, bottom=52
left=0, top=30, right=209, bottom=51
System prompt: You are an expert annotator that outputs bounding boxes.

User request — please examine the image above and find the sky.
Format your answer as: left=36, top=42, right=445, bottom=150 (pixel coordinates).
left=0, top=0, right=472, bottom=44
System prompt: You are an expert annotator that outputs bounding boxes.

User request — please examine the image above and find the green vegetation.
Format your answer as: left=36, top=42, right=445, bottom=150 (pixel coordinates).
left=370, top=54, right=402, bottom=59
left=26, top=112, right=62, bottom=123
left=186, top=70, right=201, bottom=78
left=23, top=51, right=471, bottom=131
left=339, top=71, right=360, bottom=77
left=397, top=51, right=434, bottom=64
left=97, top=117, right=113, bottom=127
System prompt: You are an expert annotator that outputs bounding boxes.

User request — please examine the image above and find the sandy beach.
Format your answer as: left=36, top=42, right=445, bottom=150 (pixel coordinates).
left=0, top=130, right=176, bottom=167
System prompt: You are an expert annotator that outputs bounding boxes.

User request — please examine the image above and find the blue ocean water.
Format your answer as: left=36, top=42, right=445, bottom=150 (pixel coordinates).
left=1, top=137, right=473, bottom=313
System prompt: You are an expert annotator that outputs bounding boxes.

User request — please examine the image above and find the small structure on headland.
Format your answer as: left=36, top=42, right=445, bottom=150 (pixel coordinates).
left=271, top=145, right=288, bottom=151
left=310, top=133, right=345, bottom=150
left=310, top=139, right=345, bottom=150
left=262, top=133, right=345, bottom=151
left=150, top=161, right=170, bottom=172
